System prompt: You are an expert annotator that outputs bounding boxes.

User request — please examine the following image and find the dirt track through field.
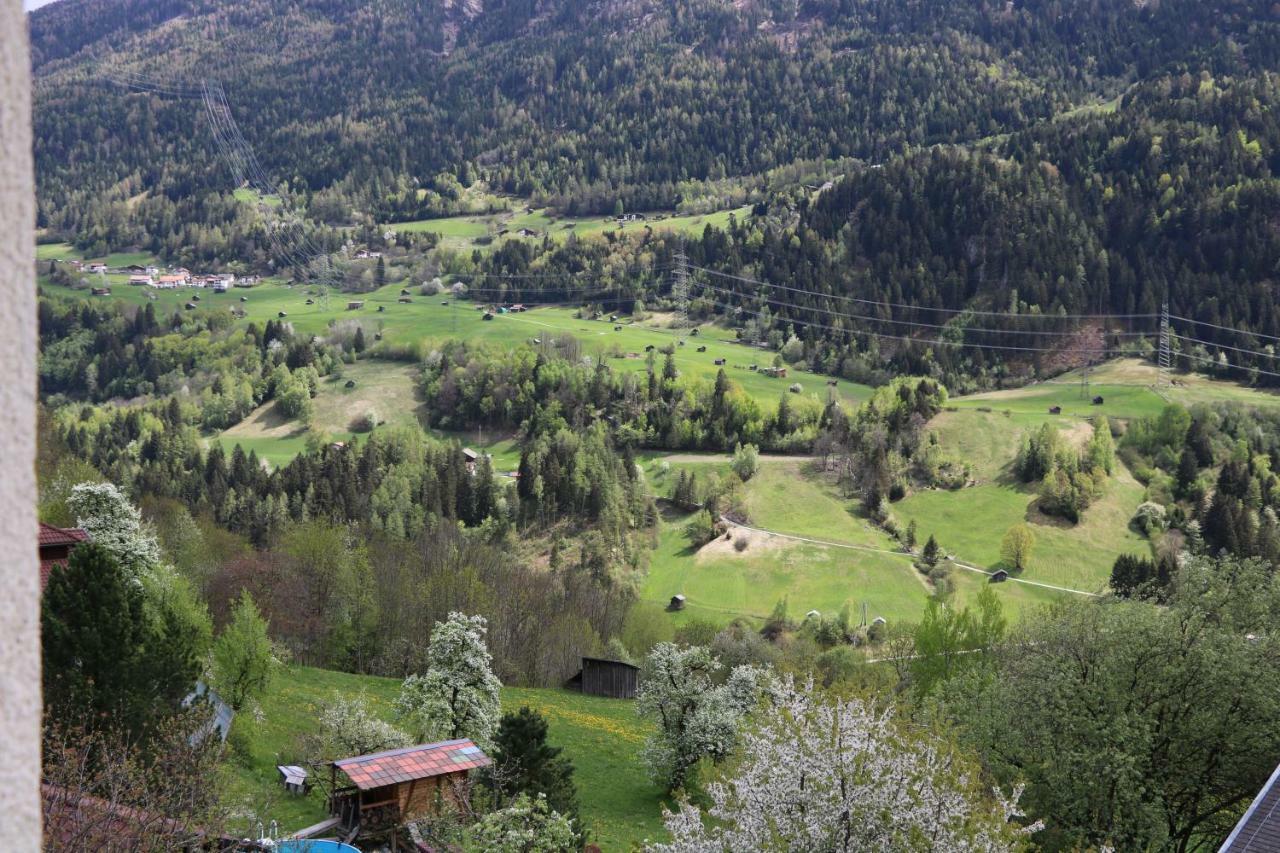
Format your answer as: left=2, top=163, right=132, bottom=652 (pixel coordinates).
left=721, top=518, right=1102, bottom=598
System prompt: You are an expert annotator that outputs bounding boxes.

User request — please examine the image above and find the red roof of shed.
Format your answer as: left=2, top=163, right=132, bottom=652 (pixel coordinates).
left=333, top=739, right=490, bottom=790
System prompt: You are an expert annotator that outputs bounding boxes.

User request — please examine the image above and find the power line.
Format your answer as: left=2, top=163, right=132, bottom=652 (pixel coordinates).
left=1169, top=314, right=1280, bottom=345
left=1171, top=334, right=1280, bottom=362
left=689, top=264, right=1160, bottom=321
left=694, top=279, right=1151, bottom=338
left=1172, top=349, right=1280, bottom=380
left=695, top=292, right=1130, bottom=356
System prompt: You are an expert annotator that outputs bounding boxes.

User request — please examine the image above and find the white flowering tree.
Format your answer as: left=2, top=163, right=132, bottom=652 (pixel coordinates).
left=464, top=794, right=577, bottom=853
left=636, top=643, right=770, bottom=791
left=316, top=693, right=410, bottom=759
left=395, top=612, right=502, bottom=750
left=68, top=481, right=162, bottom=575
left=650, top=677, right=1035, bottom=852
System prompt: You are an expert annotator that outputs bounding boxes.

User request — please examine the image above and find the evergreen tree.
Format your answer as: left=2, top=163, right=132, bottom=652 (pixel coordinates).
left=491, top=707, right=582, bottom=835
left=921, top=534, right=942, bottom=568
left=43, top=543, right=198, bottom=736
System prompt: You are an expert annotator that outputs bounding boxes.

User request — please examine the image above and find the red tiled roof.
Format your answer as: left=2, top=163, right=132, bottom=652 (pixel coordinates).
left=39, top=524, right=88, bottom=591
left=39, top=523, right=88, bottom=548
left=333, top=739, right=491, bottom=790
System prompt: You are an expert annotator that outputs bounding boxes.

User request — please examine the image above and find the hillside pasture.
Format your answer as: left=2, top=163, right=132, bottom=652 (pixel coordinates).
left=226, top=665, right=666, bottom=851
left=386, top=204, right=752, bottom=251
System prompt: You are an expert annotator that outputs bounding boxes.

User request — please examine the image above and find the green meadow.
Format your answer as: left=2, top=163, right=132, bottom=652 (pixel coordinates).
left=387, top=205, right=753, bottom=251
left=226, top=666, right=666, bottom=850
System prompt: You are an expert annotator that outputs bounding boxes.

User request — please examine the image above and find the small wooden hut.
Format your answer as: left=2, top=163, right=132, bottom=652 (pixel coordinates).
left=329, top=740, right=490, bottom=845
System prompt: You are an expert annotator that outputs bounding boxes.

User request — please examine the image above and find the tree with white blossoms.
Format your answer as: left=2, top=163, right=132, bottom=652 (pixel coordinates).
left=68, top=481, right=163, bottom=575
left=396, top=612, right=502, bottom=751
left=315, top=693, right=410, bottom=759
left=636, top=643, right=770, bottom=791
left=464, top=794, right=578, bottom=853
left=650, top=676, right=1035, bottom=852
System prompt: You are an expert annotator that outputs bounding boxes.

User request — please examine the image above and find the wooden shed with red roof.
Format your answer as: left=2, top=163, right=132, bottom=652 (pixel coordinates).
left=38, top=523, right=87, bottom=591
left=328, top=739, right=491, bottom=842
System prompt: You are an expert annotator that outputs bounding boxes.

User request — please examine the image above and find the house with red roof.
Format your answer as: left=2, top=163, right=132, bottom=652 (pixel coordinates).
left=38, top=523, right=87, bottom=591
left=328, top=739, right=490, bottom=843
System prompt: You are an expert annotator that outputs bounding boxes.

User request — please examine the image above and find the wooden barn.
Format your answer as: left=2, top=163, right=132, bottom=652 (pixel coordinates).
left=575, top=657, right=640, bottom=699
left=329, top=740, right=490, bottom=846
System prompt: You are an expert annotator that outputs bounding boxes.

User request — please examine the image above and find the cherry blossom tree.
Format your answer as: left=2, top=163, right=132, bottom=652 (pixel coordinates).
left=650, top=677, right=1035, bottom=852
left=313, top=693, right=410, bottom=760
left=636, top=643, right=770, bottom=791
left=465, top=794, right=578, bottom=852
left=68, top=481, right=162, bottom=576
left=396, top=612, right=502, bottom=750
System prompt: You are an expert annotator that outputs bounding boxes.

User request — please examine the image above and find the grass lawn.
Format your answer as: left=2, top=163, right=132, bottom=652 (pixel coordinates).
left=233, top=187, right=283, bottom=208
left=951, top=379, right=1169, bottom=422
left=639, top=458, right=1081, bottom=631
left=227, top=666, right=666, bottom=850
left=897, top=401, right=1150, bottom=592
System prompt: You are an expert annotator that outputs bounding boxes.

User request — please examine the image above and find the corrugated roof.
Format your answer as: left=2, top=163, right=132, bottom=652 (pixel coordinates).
left=333, top=739, right=490, bottom=790
left=1221, top=760, right=1280, bottom=852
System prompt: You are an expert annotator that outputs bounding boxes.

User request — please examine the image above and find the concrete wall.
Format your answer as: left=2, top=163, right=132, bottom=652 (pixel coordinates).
left=0, top=2, right=39, bottom=848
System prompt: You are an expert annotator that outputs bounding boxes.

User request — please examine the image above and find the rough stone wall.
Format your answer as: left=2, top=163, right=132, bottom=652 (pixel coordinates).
left=0, top=2, right=39, bottom=848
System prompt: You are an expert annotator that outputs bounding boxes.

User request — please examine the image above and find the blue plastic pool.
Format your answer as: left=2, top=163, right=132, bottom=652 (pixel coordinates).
left=273, top=842, right=360, bottom=853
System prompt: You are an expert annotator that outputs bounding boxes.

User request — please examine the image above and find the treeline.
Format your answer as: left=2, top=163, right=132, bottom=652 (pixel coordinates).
left=422, top=339, right=828, bottom=452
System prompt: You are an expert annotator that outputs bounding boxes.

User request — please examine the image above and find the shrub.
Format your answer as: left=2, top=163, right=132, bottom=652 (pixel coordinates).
left=1132, top=501, right=1168, bottom=536
left=730, top=442, right=760, bottom=482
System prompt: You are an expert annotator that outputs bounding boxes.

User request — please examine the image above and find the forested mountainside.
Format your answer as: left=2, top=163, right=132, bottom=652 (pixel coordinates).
left=31, top=0, right=1275, bottom=220
left=30, top=0, right=1280, bottom=383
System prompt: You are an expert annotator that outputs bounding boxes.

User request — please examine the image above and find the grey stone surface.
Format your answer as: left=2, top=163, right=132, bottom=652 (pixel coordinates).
left=0, top=2, right=39, bottom=848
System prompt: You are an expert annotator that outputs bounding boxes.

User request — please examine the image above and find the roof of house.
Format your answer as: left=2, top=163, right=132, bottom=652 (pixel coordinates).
left=1221, top=760, right=1280, bottom=852
left=333, top=739, right=490, bottom=790
left=39, top=523, right=88, bottom=549
left=39, top=524, right=88, bottom=590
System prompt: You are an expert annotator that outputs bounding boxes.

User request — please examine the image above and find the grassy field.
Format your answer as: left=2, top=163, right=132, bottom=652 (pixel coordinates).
left=227, top=666, right=666, bottom=850
left=215, top=361, right=423, bottom=467
left=40, top=278, right=870, bottom=410
left=387, top=205, right=752, bottom=252
left=37, top=241, right=160, bottom=270
left=640, top=458, right=1077, bottom=629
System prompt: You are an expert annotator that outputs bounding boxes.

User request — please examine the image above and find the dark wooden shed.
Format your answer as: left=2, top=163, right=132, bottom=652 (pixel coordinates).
left=579, top=657, right=640, bottom=699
